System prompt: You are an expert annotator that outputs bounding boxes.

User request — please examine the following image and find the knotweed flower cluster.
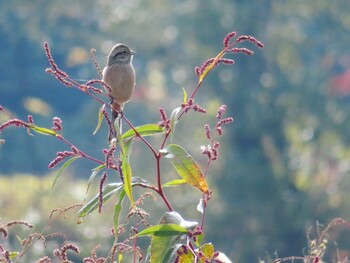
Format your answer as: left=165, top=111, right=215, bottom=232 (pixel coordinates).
left=195, top=31, right=264, bottom=79
left=83, top=245, right=106, bottom=263
left=98, top=172, right=107, bottom=213
left=48, top=146, right=80, bottom=168
left=0, top=220, right=34, bottom=239
left=195, top=58, right=235, bottom=77
left=44, top=42, right=73, bottom=88
left=187, top=226, right=203, bottom=243
left=0, top=118, right=29, bottom=132
left=51, top=117, right=63, bottom=132
left=44, top=42, right=111, bottom=95
left=181, top=98, right=206, bottom=114
left=53, top=242, right=80, bottom=262
left=103, top=143, right=117, bottom=168
left=0, top=245, right=10, bottom=263
left=0, top=115, right=64, bottom=136
left=201, top=105, right=233, bottom=161
left=85, top=79, right=111, bottom=94
left=101, top=104, right=115, bottom=139
left=0, top=220, right=34, bottom=262
left=158, top=108, right=170, bottom=129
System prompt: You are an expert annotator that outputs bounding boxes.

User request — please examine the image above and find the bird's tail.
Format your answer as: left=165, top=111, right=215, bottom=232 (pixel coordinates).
left=108, top=103, right=123, bottom=142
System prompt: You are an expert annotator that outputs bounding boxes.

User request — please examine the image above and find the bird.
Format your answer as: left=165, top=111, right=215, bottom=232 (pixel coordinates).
left=102, top=44, right=136, bottom=142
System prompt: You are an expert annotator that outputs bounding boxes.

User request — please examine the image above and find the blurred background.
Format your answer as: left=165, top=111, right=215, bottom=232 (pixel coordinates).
left=1, top=0, right=350, bottom=262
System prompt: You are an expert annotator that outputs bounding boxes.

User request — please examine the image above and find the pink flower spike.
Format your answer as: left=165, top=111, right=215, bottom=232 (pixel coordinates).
left=235, top=35, right=264, bottom=48
left=202, top=148, right=211, bottom=159
left=216, top=105, right=227, bottom=119
left=71, top=146, right=79, bottom=155
left=217, top=58, right=235, bottom=65
left=213, top=142, right=220, bottom=149
left=105, top=144, right=116, bottom=168
left=48, top=155, right=64, bottom=168
left=43, top=42, right=68, bottom=78
left=211, top=147, right=218, bottom=161
left=198, top=58, right=216, bottom=75
left=194, top=66, right=201, bottom=76
left=159, top=108, right=168, bottom=122
left=86, top=79, right=112, bottom=93
left=223, top=31, right=237, bottom=47
left=230, top=47, right=254, bottom=55
left=52, top=117, right=62, bottom=132
left=183, top=105, right=191, bottom=113
left=0, top=119, right=29, bottom=132
left=98, top=172, right=107, bottom=213
left=102, top=104, right=114, bottom=138
left=27, top=115, right=34, bottom=125
left=193, top=104, right=207, bottom=113
left=217, top=117, right=234, bottom=127
left=86, top=85, right=103, bottom=94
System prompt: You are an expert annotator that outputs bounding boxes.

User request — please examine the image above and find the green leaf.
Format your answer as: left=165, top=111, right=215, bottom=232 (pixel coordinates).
left=137, top=212, right=191, bottom=263
left=78, top=182, right=123, bottom=218
left=30, top=125, right=57, bottom=136
left=78, top=178, right=153, bottom=220
left=144, top=245, right=151, bottom=263
left=134, top=224, right=187, bottom=238
left=9, top=251, right=19, bottom=260
left=120, top=139, right=134, bottom=206
left=199, top=243, right=214, bottom=261
left=199, top=50, right=225, bottom=83
left=169, top=107, right=181, bottom=141
left=122, top=124, right=164, bottom=141
left=51, top=156, right=81, bottom=190
left=114, top=119, right=134, bottom=207
left=113, top=190, right=126, bottom=233
left=86, top=164, right=105, bottom=197
left=162, top=179, right=187, bottom=188
left=178, top=251, right=195, bottom=263
left=150, top=237, right=181, bottom=263
left=118, top=253, right=123, bottom=263
left=131, top=177, right=155, bottom=189
left=182, top=87, right=187, bottom=104
left=159, top=212, right=197, bottom=230
left=194, top=232, right=204, bottom=247
left=93, top=105, right=105, bottom=135
left=160, top=144, right=209, bottom=194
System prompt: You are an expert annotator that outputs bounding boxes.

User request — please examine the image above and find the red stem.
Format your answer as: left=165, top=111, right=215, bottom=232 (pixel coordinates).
left=155, top=153, right=173, bottom=211
left=122, top=114, right=158, bottom=158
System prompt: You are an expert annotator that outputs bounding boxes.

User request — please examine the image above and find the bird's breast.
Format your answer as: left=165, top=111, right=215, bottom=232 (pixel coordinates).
left=102, top=63, right=135, bottom=105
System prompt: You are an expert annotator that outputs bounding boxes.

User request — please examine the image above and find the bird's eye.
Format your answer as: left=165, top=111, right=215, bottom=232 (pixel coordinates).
left=114, top=50, right=128, bottom=58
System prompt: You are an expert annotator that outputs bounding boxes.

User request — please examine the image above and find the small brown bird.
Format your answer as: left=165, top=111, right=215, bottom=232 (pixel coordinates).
left=102, top=44, right=136, bottom=141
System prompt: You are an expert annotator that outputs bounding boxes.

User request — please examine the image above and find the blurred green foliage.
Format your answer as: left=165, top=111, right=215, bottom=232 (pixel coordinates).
left=1, top=0, right=350, bottom=262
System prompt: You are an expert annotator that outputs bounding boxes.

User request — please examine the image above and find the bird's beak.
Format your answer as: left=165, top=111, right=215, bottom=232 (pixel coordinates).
left=130, top=50, right=136, bottom=55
